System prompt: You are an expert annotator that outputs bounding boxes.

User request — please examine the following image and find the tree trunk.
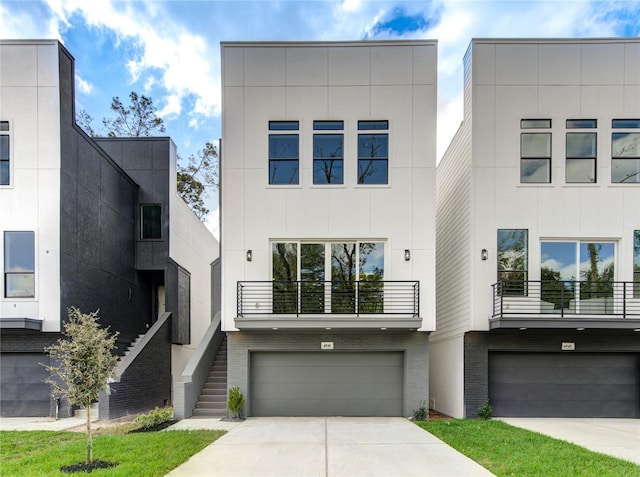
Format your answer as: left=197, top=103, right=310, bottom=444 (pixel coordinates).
left=86, top=400, right=93, bottom=464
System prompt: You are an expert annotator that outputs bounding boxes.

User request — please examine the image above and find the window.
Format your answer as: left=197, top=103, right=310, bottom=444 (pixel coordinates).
left=269, top=121, right=299, bottom=185
left=313, top=121, right=343, bottom=184
left=634, top=231, right=640, bottom=298
left=4, top=231, right=35, bottom=298
left=520, top=119, right=551, bottom=183
left=497, top=229, right=528, bottom=295
left=541, top=241, right=614, bottom=312
left=141, top=204, right=162, bottom=239
left=272, top=241, right=385, bottom=314
left=1, top=121, right=9, bottom=185
left=566, top=133, right=596, bottom=183
left=612, top=119, right=640, bottom=183
left=358, top=120, right=388, bottom=184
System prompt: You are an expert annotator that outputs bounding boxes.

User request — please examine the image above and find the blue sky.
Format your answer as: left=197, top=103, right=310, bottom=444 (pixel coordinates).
left=2, top=0, right=640, bottom=235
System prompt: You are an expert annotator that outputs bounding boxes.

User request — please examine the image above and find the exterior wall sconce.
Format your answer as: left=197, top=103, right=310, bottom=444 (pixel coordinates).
left=481, top=249, right=488, bottom=261
left=246, top=250, right=252, bottom=262
left=404, top=249, right=411, bottom=261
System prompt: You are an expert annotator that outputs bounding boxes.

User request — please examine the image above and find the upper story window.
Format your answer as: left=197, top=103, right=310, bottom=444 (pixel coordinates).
left=611, top=119, right=640, bottom=183
left=497, top=229, right=528, bottom=295
left=520, top=119, right=551, bottom=183
left=358, top=120, right=388, bottom=185
left=1, top=121, right=9, bottom=186
left=313, top=121, right=343, bottom=185
left=269, top=121, right=299, bottom=185
left=4, top=231, right=35, bottom=298
left=566, top=119, right=597, bottom=184
left=141, top=204, right=162, bottom=239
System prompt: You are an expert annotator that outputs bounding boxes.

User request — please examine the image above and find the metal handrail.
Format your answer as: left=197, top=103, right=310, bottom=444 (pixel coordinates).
left=492, top=280, right=640, bottom=318
left=238, top=280, right=419, bottom=317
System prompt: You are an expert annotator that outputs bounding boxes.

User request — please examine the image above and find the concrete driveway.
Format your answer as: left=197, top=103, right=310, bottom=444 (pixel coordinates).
left=499, top=418, right=640, bottom=465
left=165, top=417, right=495, bottom=477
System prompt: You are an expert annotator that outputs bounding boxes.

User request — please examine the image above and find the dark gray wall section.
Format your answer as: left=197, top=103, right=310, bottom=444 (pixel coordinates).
left=94, top=137, right=170, bottom=271
left=228, top=330, right=429, bottom=417
left=464, top=330, right=640, bottom=418
left=211, top=258, right=221, bottom=320
left=58, top=45, right=152, bottom=350
left=165, top=260, right=190, bottom=344
left=99, top=315, right=172, bottom=419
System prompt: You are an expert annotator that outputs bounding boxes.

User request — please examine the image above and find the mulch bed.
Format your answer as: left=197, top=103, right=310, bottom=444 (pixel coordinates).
left=127, top=420, right=177, bottom=433
left=61, top=460, right=119, bottom=473
left=428, top=409, right=453, bottom=420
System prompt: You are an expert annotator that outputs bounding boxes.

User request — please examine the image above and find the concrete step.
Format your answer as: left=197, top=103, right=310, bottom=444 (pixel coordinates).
left=201, top=387, right=226, bottom=395
left=196, top=401, right=227, bottom=410
left=192, top=408, right=226, bottom=417
left=198, top=394, right=226, bottom=403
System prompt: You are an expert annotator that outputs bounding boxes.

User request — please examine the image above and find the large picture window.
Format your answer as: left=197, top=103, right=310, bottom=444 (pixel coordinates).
left=1, top=121, right=9, bottom=186
left=313, top=121, right=343, bottom=185
left=541, top=240, right=614, bottom=312
left=4, top=231, right=35, bottom=298
left=611, top=120, right=640, bottom=183
left=358, top=120, right=388, bottom=184
left=497, top=229, right=528, bottom=295
left=272, top=241, right=384, bottom=314
left=269, top=121, right=299, bottom=185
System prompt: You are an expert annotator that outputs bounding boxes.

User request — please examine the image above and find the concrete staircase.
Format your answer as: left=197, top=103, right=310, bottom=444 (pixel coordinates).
left=192, top=336, right=227, bottom=417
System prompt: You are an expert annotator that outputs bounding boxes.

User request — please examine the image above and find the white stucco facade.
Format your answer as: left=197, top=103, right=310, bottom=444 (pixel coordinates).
left=0, top=41, right=62, bottom=331
left=221, top=41, right=437, bottom=332
left=433, top=38, right=640, bottom=418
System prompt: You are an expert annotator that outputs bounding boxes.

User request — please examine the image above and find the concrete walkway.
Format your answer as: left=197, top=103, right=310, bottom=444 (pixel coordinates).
left=164, top=417, right=495, bottom=477
left=499, top=418, right=640, bottom=465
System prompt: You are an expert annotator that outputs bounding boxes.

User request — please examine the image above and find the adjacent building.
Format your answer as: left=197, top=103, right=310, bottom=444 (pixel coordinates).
left=220, top=40, right=437, bottom=416
left=432, top=38, right=640, bottom=418
left=0, top=40, right=218, bottom=418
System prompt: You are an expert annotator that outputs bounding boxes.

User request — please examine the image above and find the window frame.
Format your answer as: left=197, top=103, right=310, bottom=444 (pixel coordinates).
left=4, top=231, right=35, bottom=299
left=611, top=119, right=640, bottom=183
left=565, top=132, right=597, bottom=183
left=634, top=230, right=640, bottom=298
left=497, top=229, right=529, bottom=296
left=269, top=121, right=300, bottom=185
left=140, top=203, right=162, bottom=240
left=1, top=121, right=10, bottom=186
left=520, top=132, right=551, bottom=183
left=357, top=120, right=389, bottom=185
left=313, top=120, right=344, bottom=185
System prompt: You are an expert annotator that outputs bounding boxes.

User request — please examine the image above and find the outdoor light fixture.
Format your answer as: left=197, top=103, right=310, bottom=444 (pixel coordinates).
left=481, top=249, right=488, bottom=261
left=246, top=250, right=252, bottom=261
left=404, top=249, right=411, bottom=261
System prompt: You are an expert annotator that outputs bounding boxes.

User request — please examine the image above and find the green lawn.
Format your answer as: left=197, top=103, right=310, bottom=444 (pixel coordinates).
left=417, top=419, right=640, bottom=477
left=0, top=429, right=225, bottom=476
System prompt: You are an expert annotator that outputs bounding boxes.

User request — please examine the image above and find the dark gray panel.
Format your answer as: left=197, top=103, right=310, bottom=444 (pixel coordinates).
left=251, top=352, right=403, bottom=417
left=122, top=141, right=153, bottom=170
left=0, top=353, right=50, bottom=416
left=489, top=352, right=640, bottom=417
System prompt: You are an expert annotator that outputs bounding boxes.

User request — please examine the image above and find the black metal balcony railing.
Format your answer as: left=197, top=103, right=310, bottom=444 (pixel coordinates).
left=492, top=280, right=640, bottom=319
left=238, top=280, right=419, bottom=317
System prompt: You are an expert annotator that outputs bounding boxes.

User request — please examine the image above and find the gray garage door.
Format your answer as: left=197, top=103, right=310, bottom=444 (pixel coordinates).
left=251, top=352, right=403, bottom=416
left=489, top=352, right=640, bottom=418
left=1, top=353, right=51, bottom=417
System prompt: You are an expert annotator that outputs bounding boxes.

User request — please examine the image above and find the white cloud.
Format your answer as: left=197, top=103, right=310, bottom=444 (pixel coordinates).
left=75, top=75, right=93, bottom=95
left=204, top=209, right=219, bottom=241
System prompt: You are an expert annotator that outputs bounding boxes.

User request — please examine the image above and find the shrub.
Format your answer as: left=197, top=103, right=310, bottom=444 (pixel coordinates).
left=413, top=401, right=428, bottom=421
left=477, top=400, right=493, bottom=420
left=227, top=386, right=246, bottom=419
left=134, top=407, right=174, bottom=429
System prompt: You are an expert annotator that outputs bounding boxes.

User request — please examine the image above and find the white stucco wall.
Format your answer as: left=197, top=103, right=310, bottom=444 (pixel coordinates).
left=168, top=139, right=219, bottom=381
left=221, top=41, right=437, bottom=332
left=0, top=41, right=61, bottom=331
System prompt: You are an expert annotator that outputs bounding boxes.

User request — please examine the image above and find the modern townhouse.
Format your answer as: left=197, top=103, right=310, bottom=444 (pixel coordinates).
left=219, top=40, right=437, bottom=416
left=432, top=38, right=640, bottom=418
left=0, top=40, right=218, bottom=418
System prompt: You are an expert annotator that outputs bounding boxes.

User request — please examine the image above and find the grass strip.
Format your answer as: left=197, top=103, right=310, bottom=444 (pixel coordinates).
left=0, top=429, right=224, bottom=477
left=417, top=419, right=640, bottom=477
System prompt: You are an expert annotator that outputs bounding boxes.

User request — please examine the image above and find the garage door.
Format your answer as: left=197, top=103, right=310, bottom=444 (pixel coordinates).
left=251, top=352, right=403, bottom=416
left=489, top=352, right=640, bottom=418
left=1, top=353, right=51, bottom=417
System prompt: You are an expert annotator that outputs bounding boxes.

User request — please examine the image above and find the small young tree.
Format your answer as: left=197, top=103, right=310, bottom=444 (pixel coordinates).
left=43, top=307, right=119, bottom=465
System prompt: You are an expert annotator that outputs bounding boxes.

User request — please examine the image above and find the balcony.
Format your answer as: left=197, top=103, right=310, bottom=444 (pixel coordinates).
left=236, top=280, right=421, bottom=329
left=491, top=280, right=640, bottom=330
